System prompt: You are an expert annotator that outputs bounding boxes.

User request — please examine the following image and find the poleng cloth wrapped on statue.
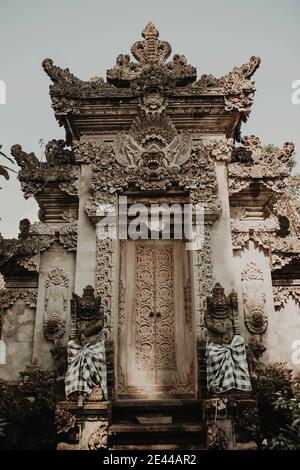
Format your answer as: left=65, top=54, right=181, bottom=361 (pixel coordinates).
left=206, top=335, right=252, bottom=393
left=65, top=339, right=107, bottom=399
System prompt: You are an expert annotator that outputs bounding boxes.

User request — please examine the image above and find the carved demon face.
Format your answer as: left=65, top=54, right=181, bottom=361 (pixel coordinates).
left=139, top=148, right=167, bottom=180
left=213, top=283, right=226, bottom=305
left=83, top=285, right=95, bottom=298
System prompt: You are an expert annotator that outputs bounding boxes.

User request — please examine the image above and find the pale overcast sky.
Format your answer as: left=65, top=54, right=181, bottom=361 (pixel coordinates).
left=0, top=0, right=299, bottom=237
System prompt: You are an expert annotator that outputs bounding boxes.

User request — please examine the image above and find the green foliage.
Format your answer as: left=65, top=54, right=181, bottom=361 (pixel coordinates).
left=0, top=362, right=58, bottom=449
left=253, top=363, right=300, bottom=450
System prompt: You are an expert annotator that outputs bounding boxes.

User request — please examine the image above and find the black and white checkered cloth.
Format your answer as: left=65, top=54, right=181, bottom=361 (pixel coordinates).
left=65, top=340, right=107, bottom=399
left=206, top=335, right=252, bottom=393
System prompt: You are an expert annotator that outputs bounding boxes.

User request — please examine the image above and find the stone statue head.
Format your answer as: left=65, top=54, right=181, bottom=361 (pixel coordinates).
left=83, top=285, right=95, bottom=298
left=213, top=283, right=226, bottom=305
left=79, top=285, right=100, bottom=321
left=18, top=218, right=30, bottom=240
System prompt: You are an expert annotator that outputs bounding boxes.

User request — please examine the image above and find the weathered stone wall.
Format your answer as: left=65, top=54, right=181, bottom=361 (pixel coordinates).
left=1, top=301, right=35, bottom=380
left=271, top=296, right=300, bottom=375
left=32, top=243, right=76, bottom=369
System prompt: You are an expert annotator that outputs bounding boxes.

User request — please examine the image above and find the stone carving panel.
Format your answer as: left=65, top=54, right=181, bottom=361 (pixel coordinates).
left=241, top=262, right=267, bottom=335
left=155, top=245, right=176, bottom=371
left=95, top=236, right=116, bottom=343
left=193, top=226, right=214, bottom=342
left=11, top=142, right=79, bottom=199
left=0, top=289, right=37, bottom=309
left=30, top=222, right=78, bottom=252
left=273, top=286, right=300, bottom=310
left=87, top=421, right=108, bottom=450
left=43, top=267, right=69, bottom=342
left=184, top=278, right=193, bottom=333
left=135, top=244, right=176, bottom=372
left=228, top=136, right=295, bottom=196
left=135, top=245, right=155, bottom=371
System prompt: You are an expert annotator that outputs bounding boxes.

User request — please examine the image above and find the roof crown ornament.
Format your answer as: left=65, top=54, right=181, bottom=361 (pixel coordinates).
left=131, top=22, right=171, bottom=64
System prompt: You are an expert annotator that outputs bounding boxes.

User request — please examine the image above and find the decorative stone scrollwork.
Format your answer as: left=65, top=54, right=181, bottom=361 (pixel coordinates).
left=83, top=116, right=219, bottom=219
left=30, top=222, right=78, bottom=251
left=221, top=56, right=261, bottom=114
left=207, top=423, right=228, bottom=450
left=228, top=136, right=295, bottom=196
left=42, top=58, right=117, bottom=119
left=0, top=219, right=40, bottom=274
left=184, top=278, right=193, bottom=333
left=95, top=237, right=116, bottom=343
left=0, top=288, right=37, bottom=309
left=107, top=22, right=196, bottom=88
left=193, top=226, right=214, bottom=343
left=11, top=142, right=79, bottom=198
left=192, top=56, right=260, bottom=118
left=43, top=267, right=69, bottom=342
left=72, top=140, right=102, bottom=163
left=208, top=137, right=234, bottom=163
left=273, top=286, right=300, bottom=310
left=87, top=421, right=108, bottom=450
left=114, top=112, right=192, bottom=174
left=230, top=217, right=279, bottom=251
left=241, top=262, right=268, bottom=335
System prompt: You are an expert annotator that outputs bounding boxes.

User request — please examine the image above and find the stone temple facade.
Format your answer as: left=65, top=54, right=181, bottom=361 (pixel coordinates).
left=0, top=23, right=300, bottom=450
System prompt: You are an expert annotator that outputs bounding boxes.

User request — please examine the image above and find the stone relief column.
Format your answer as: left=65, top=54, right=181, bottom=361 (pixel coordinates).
left=232, top=238, right=277, bottom=364
left=32, top=244, right=75, bottom=368
left=208, top=137, right=238, bottom=293
left=95, top=222, right=118, bottom=400
left=43, top=267, right=69, bottom=343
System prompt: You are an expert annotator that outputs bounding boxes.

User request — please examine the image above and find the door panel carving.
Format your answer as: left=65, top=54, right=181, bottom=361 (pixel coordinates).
left=117, top=239, right=196, bottom=398
left=155, top=246, right=176, bottom=371
left=136, top=245, right=155, bottom=371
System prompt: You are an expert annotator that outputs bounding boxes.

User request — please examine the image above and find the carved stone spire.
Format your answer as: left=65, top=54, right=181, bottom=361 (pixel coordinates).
left=131, top=22, right=171, bottom=64
left=107, top=23, right=196, bottom=87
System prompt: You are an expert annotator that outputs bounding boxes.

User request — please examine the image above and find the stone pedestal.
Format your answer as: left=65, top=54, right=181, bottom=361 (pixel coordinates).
left=204, top=397, right=257, bottom=450
left=56, top=400, right=111, bottom=450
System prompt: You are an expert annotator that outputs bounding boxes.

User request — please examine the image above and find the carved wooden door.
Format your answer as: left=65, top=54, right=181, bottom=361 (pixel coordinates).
left=117, top=239, right=195, bottom=399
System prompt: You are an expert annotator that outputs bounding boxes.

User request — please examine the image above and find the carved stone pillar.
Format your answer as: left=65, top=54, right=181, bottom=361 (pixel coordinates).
left=56, top=401, right=110, bottom=450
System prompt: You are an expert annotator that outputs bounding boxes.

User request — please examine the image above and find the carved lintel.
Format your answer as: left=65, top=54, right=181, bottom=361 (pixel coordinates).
left=0, top=288, right=38, bottom=309
left=230, top=217, right=279, bottom=251
left=273, top=286, right=300, bottom=310
left=30, top=222, right=78, bottom=251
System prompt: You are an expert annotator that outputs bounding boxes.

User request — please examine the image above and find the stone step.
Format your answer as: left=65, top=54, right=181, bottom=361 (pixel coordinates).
left=111, top=399, right=202, bottom=424
left=109, top=422, right=206, bottom=446
left=110, top=443, right=207, bottom=450
left=110, top=423, right=203, bottom=433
